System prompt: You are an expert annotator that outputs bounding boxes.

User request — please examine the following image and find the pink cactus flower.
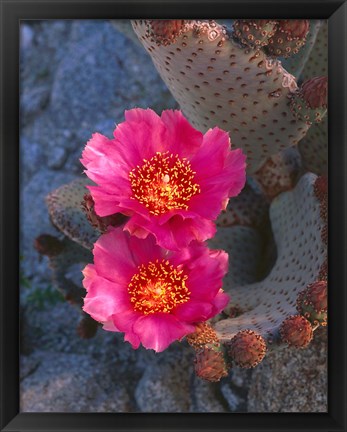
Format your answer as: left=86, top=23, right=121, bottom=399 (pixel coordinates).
left=81, top=108, right=246, bottom=250
left=82, top=228, right=230, bottom=352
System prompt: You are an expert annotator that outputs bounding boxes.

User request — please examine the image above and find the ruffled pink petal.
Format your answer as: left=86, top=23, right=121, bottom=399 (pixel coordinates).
left=197, top=149, right=247, bottom=198
left=210, top=290, right=230, bottom=315
left=116, top=197, right=151, bottom=219
left=128, top=234, right=164, bottom=265
left=188, top=149, right=247, bottom=218
left=185, top=250, right=229, bottom=301
left=124, top=213, right=216, bottom=250
left=190, top=128, right=231, bottom=178
left=81, top=133, right=116, bottom=166
left=93, top=228, right=137, bottom=283
left=160, top=110, right=203, bottom=158
left=82, top=276, right=130, bottom=322
left=87, top=185, right=124, bottom=217
left=81, top=133, right=133, bottom=189
left=102, top=320, right=119, bottom=332
left=114, top=108, right=168, bottom=164
left=133, top=314, right=195, bottom=352
left=82, top=264, right=97, bottom=291
left=173, top=300, right=213, bottom=323
left=112, top=309, right=142, bottom=349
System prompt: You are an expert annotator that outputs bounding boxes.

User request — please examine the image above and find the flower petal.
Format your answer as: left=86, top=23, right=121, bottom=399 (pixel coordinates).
left=211, top=290, right=230, bottom=314
left=160, top=110, right=203, bottom=157
left=173, top=300, right=213, bottom=323
left=93, top=228, right=137, bottom=283
left=133, top=314, right=195, bottom=352
left=124, top=213, right=216, bottom=250
left=112, top=310, right=142, bottom=349
left=82, top=276, right=130, bottom=322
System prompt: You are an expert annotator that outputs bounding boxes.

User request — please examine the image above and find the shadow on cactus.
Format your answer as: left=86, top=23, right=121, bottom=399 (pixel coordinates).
left=36, top=18, right=328, bottom=382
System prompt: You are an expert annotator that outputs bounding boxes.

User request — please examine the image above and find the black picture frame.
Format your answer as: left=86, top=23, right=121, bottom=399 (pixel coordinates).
left=1, top=0, right=346, bottom=431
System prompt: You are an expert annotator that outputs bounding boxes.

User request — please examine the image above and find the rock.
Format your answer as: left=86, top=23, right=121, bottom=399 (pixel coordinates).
left=191, top=376, right=227, bottom=412
left=247, top=328, right=327, bottom=412
left=47, top=146, right=67, bottom=169
left=20, top=355, right=40, bottom=380
left=135, top=344, right=193, bottom=412
left=20, top=137, right=45, bottom=185
left=21, top=85, right=50, bottom=123
left=20, top=351, right=131, bottom=412
left=50, top=21, right=128, bottom=127
left=20, top=24, right=34, bottom=51
left=220, top=368, right=252, bottom=411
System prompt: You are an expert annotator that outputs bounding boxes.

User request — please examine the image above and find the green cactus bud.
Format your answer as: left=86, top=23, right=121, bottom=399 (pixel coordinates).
left=297, top=281, right=327, bottom=326
left=233, top=19, right=278, bottom=48
left=290, top=76, right=327, bottom=124
left=266, top=20, right=310, bottom=58
left=186, top=322, right=219, bottom=351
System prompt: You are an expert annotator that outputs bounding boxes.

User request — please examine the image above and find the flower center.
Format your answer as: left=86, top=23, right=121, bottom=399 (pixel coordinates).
left=128, top=259, right=190, bottom=315
left=129, top=151, right=201, bottom=215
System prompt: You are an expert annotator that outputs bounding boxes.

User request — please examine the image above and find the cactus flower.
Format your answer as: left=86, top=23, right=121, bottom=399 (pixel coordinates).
left=82, top=228, right=230, bottom=352
left=81, top=108, right=246, bottom=250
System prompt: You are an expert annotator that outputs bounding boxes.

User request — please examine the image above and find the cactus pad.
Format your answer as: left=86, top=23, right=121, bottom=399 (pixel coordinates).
left=298, top=117, right=327, bottom=175
left=132, top=19, right=314, bottom=174
left=46, top=178, right=99, bottom=250
left=265, top=20, right=310, bottom=58
left=253, top=147, right=302, bottom=199
left=214, top=173, right=326, bottom=347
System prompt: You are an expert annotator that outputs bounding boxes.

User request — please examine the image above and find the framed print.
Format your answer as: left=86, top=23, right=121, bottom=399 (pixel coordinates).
left=1, top=1, right=346, bottom=431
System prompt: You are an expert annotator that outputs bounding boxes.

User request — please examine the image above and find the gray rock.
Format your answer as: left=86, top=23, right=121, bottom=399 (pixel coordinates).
left=247, top=328, right=327, bottom=412
left=20, top=351, right=131, bottom=412
left=135, top=345, right=193, bottom=412
left=20, top=24, right=34, bottom=51
left=21, top=85, right=50, bottom=123
left=191, top=376, right=227, bottom=412
left=220, top=368, right=252, bottom=412
left=50, top=21, right=128, bottom=127
left=47, top=146, right=68, bottom=169
left=20, top=137, right=45, bottom=185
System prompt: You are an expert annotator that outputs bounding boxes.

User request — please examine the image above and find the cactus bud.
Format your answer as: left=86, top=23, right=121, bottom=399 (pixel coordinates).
left=290, top=77, right=328, bottom=124
left=228, top=329, right=267, bottom=368
left=297, top=281, right=327, bottom=326
left=280, top=315, right=313, bottom=348
left=76, top=314, right=99, bottom=339
left=266, top=19, right=310, bottom=58
left=233, top=19, right=277, bottom=47
left=186, top=322, right=219, bottom=350
left=34, top=234, right=65, bottom=257
left=81, top=194, right=127, bottom=233
left=148, top=20, right=187, bottom=46
left=194, top=347, right=228, bottom=382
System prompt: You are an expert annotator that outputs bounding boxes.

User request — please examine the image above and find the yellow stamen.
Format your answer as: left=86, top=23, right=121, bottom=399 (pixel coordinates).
left=129, top=151, right=200, bottom=215
left=128, top=259, right=190, bottom=315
